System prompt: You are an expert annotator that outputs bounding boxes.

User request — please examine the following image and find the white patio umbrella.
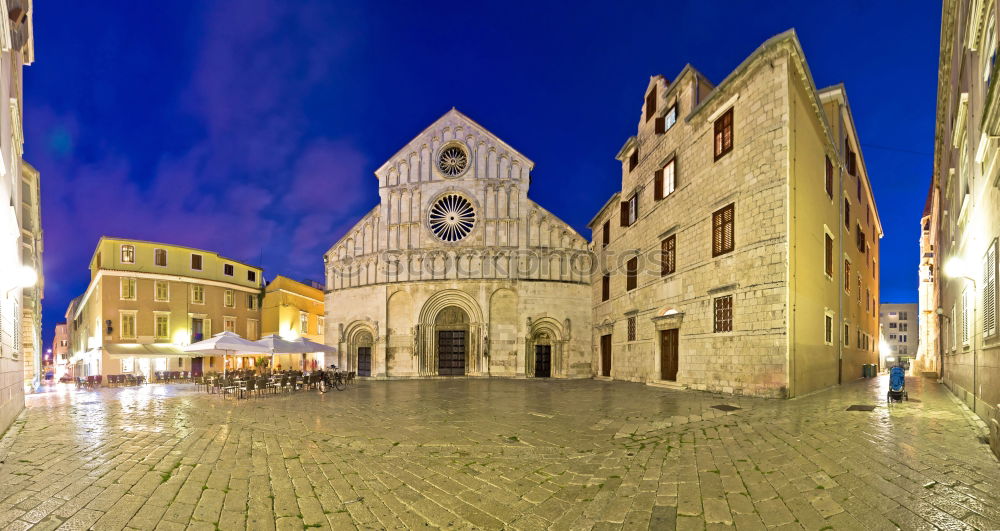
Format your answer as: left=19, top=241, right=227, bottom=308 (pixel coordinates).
left=182, top=331, right=270, bottom=377
left=254, top=334, right=306, bottom=371
left=289, top=338, right=337, bottom=370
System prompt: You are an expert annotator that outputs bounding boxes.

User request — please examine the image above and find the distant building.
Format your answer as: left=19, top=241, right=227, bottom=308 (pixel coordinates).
left=52, top=323, right=70, bottom=381
left=879, top=303, right=918, bottom=368
left=0, top=0, right=36, bottom=436
left=589, top=30, right=882, bottom=397
left=930, top=0, right=1000, bottom=456
left=916, top=186, right=940, bottom=376
left=262, top=275, right=326, bottom=370
left=66, top=237, right=264, bottom=380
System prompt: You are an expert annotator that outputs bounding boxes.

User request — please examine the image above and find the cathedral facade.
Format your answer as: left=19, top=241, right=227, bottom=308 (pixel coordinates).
left=324, top=110, right=592, bottom=378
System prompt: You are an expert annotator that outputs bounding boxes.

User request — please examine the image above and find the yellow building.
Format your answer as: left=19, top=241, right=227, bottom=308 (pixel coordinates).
left=66, top=237, right=263, bottom=380
left=262, top=275, right=326, bottom=370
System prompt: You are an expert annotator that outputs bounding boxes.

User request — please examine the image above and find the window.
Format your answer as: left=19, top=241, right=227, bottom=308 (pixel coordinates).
left=713, top=108, right=734, bottom=160
left=656, top=104, right=677, bottom=134
left=962, top=288, right=971, bottom=346
left=154, top=249, right=167, bottom=267
left=846, top=140, right=857, bottom=176
left=224, top=317, right=236, bottom=333
left=856, top=224, right=865, bottom=253
left=985, top=13, right=998, bottom=87
left=191, top=254, right=203, bottom=271
left=602, top=220, right=610, bottom=248
left=712, top=203, right=735, bottom=257
left=889, top=333, right=897, bottom=340
left=844, top=323, right=849, bottom=346
left=300, top=312, right=309, bottom=334
left=985, top=240, right=998, bottom=337
left=713, top=295, right=733, bottom=332
left=318, top=317, right=325, bottom=333
left=224, top=289, right=234, bottom=308
left=844, top=198, right=851, bottom=229
left=621, top=194, right=638, bottom=227
left=602, top=274, right=610, bottom=301
left=899, top=311, right=908, bottom=320
left=121, top=244, right=135, bottom=264
left=655, top=159, right=676, bottom=200
left=120, top=277, right=136, bottom=300
left=866, top=289, right=871, bottom=313
left=120, top=313, right=136, bottom=340
left=248, top=293, right=259, bottom=310
left=899, top=323, right=907, bottom=332
left=825, top=156, right=833, bottom=199
left=248, top=270, right=257, bottom=283
left=857, top=275, right=861, bottom=303
left=628, top=148, right=639, bottom=172
left=824, top=312, right=834, bottom=345
left=155, top=314, right=169, bottom=340
left=661, top=235, right=676, bottom=276
left=824, top=231, right=834, bottom=278
left=627, top=316, right=637, bottom=341
left=899, top=335, right=907, bottom=343
left=645, top=85, right=657, bottom=122
left=626, top=257, right=638, bottom=291
left=191, top=285, right=205, bottom=304
left=224, top=264, right=234, bottom=276
left=154, top=281, right=169, bottom=302
left=889, top=322, right=897, bottom=329
left=844, top=259, right=851, bottom=293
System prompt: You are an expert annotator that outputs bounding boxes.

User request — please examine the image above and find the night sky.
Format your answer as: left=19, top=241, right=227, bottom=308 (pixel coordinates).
left=28, top=1, right=940, bottom=348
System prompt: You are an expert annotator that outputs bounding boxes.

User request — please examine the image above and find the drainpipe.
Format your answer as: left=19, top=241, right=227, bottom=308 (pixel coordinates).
left=837, top=105, right=846, bottom=384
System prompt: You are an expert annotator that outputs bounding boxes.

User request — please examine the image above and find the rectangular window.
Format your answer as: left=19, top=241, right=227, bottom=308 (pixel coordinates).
left=224, top=264, right=234, bottom=276
left=155, top=314, right=169, bottom=340
left=713, top=295, right=733, bottom=332
left=824, top=232, right=834, bottom=278
left=844, top=259, right=851, bottom=293
left=629, top=148, right=639, bottom=172
left=248, top=293, right=259, bottom=310
left=224, top=317, right=236, bottom=333
left=121, top=244, right=135, bottom=264
left=120, top=313, right=136, bottom=340
left=899, top=311, right=908, bottom=321
left=661, top=235, right=676, bottom=276
left=857, top=275, right=861, bottom=303
left=712, top=203, right=735, bottom=257
left=626, top=257, right=638, bottom=291
left=844, top=323, right=850, bottom=346
left=899, top=323, right=907, bottom=332
left=846, top=140, right=857, bottom=176
left=120, top=277, right=137, bottom=300
left=844, top=199, right=851, bottom=229
left=191, top=285, right=205, bottom=304
left=155, top=280, right=169, bottom=302
left=900, top=335, right=907, bottom=343
left=656, top=104, right=677, bottom=134
left=825, top=156, right=833, bottom=199
left=248, top=270, right=257, bottom=283
left=889, top=322, right=897, bottom=329
left=645, top=86, right=657, bottom=122
left=602, top=274, right=610, bottom=301
left=627, top=316, right=637, bottom=341
left=191, top=254, right=203, bottom=270
left=300, top=312, right=309, bottom=333
left=856, top=224, right=865, bottom=253
left=655, top=159, right=676, bottom=200
left=602, top=220, right=610, bottom=248
left=824, top=312, right=834, bottom=345
left=154, top=248, right=167, bottom=267
left=986, top=240, right=998, bottom=337
left=713, top=108, right=734, bottom=160
left=621, top=194, right=638, bottom=227
left=224, top=289, right=234, bottom=308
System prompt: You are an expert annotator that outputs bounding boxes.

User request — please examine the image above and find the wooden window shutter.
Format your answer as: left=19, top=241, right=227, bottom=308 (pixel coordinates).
left=654, top=168, right=664, bottom=200
left=655, top=116, right=665, bottom=134
left=602, top=220, right=610, bottom=247
left=645, top=86, right=657, bottom=122
left=825, top=233, right=833, bottom=277
left=712, top=203, right=735, bottom=256
left=620, top=202, right=629, bottom=227
left=629, top=148, right=639, bottom=172
left=985, top=240, right=997, bottom=337
left=602, top=274, right=610, bottom=301
left=626, top=257, right=638, bottom=291
left=844, top=199, right=850, bottom=228
left=825, top=156, right=833, bottom=198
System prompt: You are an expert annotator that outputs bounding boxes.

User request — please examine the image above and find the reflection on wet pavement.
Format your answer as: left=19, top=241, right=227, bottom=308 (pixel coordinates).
left=0, top=375, right=997, bottom=529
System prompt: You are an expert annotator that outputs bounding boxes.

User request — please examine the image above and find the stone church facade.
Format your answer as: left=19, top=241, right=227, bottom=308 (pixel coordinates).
left=324, top=110, right=592, bottom=379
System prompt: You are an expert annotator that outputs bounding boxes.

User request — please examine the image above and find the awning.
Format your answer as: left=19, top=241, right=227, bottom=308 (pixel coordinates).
left=104, top=343, right=195, bottom=359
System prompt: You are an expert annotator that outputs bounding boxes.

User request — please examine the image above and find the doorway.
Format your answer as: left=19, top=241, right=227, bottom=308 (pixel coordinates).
left=600, top=334, right=612, bottom=377
left=191, top=318, right=204, bottom=343
left=660, top=329, right=678, bottom=381
left=357, top=347, right=372, bottom=377
left=191, top=357, right=203, bottom=377
left=534, top=345, right=551, bottom=377
left=437, top=331, right=466, bottom=375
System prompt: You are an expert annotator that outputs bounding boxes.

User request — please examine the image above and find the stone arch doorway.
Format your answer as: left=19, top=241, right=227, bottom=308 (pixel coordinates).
left=355, top=331, right=373, bottom=377
left=527, top=317, right=565, bottom=378
left=435, top=306, right=468, bottom=376
left=416, top=290, right=485, bottom=376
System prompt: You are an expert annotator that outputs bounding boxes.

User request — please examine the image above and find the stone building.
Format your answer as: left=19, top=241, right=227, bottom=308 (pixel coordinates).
left=930, top=0, right=1000, bottom=456
left=0, top=0, right=35, bottom=436
left=262, top=276, right=326, bottom=370
left=588, top=30, right=882, bottom=398
left=52, top=322, right=70, bottom=381
left=916, top=186, right=940, bottom=377
left=66, top=238, right=264, bottom=380
left=324, top=109, right=592, bottom=378
left=880, top=303, right=918, bottom=367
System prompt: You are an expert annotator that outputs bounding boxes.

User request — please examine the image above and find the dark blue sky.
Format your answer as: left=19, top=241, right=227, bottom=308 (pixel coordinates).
left=29, top=1, right=939, bottom=347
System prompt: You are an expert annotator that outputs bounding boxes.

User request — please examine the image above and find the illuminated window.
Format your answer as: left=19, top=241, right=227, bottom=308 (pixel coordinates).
left=120, top=312, right=136, bottom=340
left=300, top=312, right=309, bottom=334
left=655, top=159, right=676, bottom=200
left=154, top=313, right=169, bottom=340
left=121, top=245, right=135, bottom=264
left=120, top=277, right=137, bottom=300
left=713, top=108, right=734, bottom=160
left=191, top=285, right=205, bottom=304
left=155, top=281, right=169, bottom=302
left=224, top=289, right=234, bottom=308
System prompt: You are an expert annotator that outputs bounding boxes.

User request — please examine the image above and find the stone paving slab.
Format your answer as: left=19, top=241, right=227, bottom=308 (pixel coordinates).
left=0, top=375, right=997, bottom=530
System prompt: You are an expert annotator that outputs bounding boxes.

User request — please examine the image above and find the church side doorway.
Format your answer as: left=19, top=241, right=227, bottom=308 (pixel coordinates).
left=355, top=331, right=373, bottom=377
left=436, top=306, right=468, bottom=376
left=534, top=345, right=551, bottom=377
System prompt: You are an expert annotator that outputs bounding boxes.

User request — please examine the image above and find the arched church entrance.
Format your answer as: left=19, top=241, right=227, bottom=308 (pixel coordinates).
left=435, top=306, right=468, bottom=376
left=356, top=331, right=373, bottom=377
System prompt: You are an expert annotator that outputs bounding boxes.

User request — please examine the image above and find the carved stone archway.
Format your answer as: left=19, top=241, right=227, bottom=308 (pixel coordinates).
left=416, top=290, right=484, bottom=376
left=526, top=317, right=566, bottom=378
left=342, top=320, right=377, bottom=376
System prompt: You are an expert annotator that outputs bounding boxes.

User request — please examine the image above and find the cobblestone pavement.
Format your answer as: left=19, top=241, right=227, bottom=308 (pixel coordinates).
left=0, top=375, right=997, bottom=531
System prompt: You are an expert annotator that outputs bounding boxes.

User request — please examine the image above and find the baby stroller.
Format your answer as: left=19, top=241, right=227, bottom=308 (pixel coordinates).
left=887, top=366, right=907, bottom=404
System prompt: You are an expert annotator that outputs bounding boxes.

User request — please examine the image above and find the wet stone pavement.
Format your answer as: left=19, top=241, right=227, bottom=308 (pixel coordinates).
left=0, top=376, right=998, bottom=530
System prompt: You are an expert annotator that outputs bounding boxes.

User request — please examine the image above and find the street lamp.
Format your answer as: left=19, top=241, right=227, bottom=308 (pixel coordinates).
left=2, top=264, right=37, bottom=297
left=942, top=255, right=977, bottom=412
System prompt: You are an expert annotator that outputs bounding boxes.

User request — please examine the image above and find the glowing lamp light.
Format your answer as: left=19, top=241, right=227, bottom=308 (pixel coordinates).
left=943, top=256, right=970, bottom=280
left=3, top=265, right=36, bottom=294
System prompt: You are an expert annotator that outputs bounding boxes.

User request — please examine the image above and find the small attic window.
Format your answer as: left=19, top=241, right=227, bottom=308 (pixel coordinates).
left=656, top=104, right=677, bottom=134
left=628, top=147, right=639, bottom=172
left=645, top=86, right=657, bottom=122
